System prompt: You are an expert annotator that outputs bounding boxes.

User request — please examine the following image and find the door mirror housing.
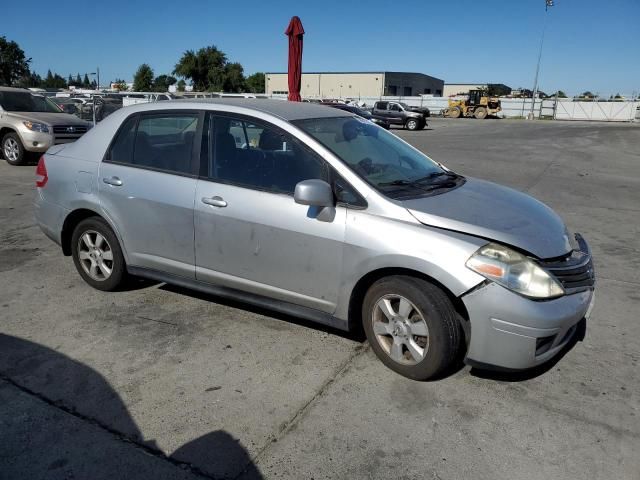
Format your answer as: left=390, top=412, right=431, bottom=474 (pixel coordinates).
left=294, top=179, right=334, bottom=208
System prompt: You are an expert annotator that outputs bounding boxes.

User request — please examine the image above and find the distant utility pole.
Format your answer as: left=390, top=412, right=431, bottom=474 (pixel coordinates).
left=530, top=0, right=554, bottom=119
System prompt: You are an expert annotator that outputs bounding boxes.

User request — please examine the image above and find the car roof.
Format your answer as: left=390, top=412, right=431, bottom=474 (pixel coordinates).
left=0, top=87, right=32, bottom=93
left=159, top=98, right=352, bottom=121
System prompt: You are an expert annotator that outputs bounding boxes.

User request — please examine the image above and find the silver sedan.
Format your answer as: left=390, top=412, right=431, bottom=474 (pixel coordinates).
left=35, top=99, right=595, bottom=380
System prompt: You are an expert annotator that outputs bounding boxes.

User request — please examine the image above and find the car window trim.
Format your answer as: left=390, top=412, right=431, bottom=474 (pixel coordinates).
left=103, top=109, right=204, bottom=178
left=196, top=112, right=366, bottom=209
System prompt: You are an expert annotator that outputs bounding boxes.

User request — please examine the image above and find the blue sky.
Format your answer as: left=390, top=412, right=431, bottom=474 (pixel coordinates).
left=3, top=0, right=639, bottom=96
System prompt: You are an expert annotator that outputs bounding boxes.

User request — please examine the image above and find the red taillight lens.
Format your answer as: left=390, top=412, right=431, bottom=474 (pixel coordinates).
left=36, top=156, right=48, bottom=188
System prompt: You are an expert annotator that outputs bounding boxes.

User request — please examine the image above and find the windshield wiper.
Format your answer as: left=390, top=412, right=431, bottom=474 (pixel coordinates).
left=412, top=171, right=461, bottom=184
left=377, top=179, right=416, bottom=186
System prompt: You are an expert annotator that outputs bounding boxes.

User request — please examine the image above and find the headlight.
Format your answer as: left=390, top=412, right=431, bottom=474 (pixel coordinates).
left=466, top=243, right=564, bottom=299
left=23, top=121, right=50, bottom=133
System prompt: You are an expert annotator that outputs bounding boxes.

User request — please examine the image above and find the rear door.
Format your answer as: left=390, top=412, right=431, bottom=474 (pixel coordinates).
left=98, top=110, right=202, bottom=278
left=388, top=103, right=404, bottom=124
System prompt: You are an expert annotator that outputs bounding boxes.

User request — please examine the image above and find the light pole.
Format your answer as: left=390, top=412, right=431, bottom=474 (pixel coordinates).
left=529, top=0, right=554, bottom=119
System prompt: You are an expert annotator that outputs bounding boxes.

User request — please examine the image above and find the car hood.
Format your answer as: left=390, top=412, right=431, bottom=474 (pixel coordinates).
left=6, top=111, right=90, bottom=126
left=403, top=177, right=572, bottom=259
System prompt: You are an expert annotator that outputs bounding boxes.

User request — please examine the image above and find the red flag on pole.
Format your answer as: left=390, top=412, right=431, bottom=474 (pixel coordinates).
left=285, top=16, right=304, bottom=102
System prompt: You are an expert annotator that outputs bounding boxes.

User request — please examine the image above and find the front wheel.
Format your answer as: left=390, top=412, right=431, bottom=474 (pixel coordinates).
left=71, top=217, right=127, bottom=291
left=405, top=118, right=419, bottom=131
left=362, top=276, right=461, bottom=380
left=2, top=132, right=26, bottom=166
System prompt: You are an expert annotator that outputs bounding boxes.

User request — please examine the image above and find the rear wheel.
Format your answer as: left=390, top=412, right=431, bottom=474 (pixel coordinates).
left=362, top=276, right=461, bottom=380
left=71, top=217, right=127, bottom=291
left=2, top=132, right=26, bottom=166
left=447, top=107, right=461, bottom=119
left=474, top=107, right=488, bottom=119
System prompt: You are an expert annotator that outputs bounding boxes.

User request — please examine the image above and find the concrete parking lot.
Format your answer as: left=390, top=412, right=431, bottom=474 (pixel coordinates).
left=1, top=118, right=639, bottom=480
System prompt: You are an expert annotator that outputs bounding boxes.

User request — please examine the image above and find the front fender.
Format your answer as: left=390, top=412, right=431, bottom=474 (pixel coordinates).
left=334, top=210, right=487, bottom=321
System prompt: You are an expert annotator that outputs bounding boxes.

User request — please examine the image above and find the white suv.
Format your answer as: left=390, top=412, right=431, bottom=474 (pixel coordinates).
left=0, top=87, right=92, bottom=165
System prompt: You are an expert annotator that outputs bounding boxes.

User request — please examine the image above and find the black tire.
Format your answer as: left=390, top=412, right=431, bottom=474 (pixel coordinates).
left=405, top=118, right=419, bottom=131
left=474, top=107, right=488, bottom=119
left=362, top=276, right=461, bottom=380
left=447, top=107, right=461, bottom=119
left=71, top=217, right=127, bottom=291
left=2, top=132, right=26, bottom=166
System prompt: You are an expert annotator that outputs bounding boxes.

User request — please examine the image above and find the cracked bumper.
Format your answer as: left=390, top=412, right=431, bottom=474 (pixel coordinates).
left=462, top=282, right=594, bottom=370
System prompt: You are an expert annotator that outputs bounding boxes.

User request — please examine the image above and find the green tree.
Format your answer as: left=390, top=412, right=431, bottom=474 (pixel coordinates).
left=68, top=74, right=74, bottom=86
left=487, top=84, right=511, bottom=97
left=173, top=45, right=228, bottom=91
left=556, top=90, right=567, bottom=98
left=177, top=79, right=186, bottom=92
left=152, top=74, right=177, bottom=92
left=0, top=36, right=31, bottom=86
left=133, top=63, right=154, bottom=91
left=245, top=72, right=265, bottom=93
left=83, top=73, right=91, bottom=88
left=223, top=62, right=245, bottom=92
left=75, top=73, right=82, bottom=86
left=15, top=72, right=42, bottom=88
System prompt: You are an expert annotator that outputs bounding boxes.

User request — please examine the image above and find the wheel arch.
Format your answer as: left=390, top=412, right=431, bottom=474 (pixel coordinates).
left=347, top=267, right=470, bottom=343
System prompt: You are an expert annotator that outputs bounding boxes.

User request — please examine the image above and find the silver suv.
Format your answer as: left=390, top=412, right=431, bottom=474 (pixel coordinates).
left=35, top=99, right=595, bottom=380
left=0, top=87, right=92, bottom=165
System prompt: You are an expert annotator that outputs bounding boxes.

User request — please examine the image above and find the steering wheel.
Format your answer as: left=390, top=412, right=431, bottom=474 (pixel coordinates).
left=356, top=157, right=374, bottom=175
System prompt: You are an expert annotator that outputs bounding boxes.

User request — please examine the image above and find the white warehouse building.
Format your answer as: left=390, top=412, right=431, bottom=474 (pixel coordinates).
left=265, top=71, right=444, bottom=98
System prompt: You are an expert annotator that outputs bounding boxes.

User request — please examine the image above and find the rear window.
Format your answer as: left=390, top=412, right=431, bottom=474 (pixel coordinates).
left=107, top=113, right=198, bottom=175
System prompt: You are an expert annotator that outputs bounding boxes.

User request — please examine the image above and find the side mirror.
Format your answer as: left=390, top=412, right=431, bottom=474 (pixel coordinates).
left=294, top=179, right=334, bottom=208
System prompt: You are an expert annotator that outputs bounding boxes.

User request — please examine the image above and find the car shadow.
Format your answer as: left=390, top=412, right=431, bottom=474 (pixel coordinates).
left=0, top=333, right=264, bottom=479
left=469, top=318, right=587, bottom=382
left=158, top=283, right=367, bottom=343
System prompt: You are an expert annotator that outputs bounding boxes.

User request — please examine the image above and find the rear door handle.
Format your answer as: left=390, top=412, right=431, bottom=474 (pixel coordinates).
left=201, top=196, right=227, bottom=208
left=103, top=176, right=123, bottom=186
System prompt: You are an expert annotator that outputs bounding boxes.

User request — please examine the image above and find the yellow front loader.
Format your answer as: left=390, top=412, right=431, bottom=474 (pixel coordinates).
left=443, top=90, right=502, bottom=119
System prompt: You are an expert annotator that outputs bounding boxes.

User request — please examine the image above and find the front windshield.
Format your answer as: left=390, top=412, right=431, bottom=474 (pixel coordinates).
left=294, top=116, right=460, bottom=198
left=399, top=102, right=411, bottom=110
left=0, top=91, right=62, bottom=113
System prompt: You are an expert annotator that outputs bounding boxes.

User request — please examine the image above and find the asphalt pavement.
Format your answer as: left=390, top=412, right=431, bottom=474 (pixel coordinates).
left=1, top=117, right=638, bottom=480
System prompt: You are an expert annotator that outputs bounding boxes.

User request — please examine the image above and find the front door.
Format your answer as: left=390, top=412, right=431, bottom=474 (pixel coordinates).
left=194, top=114, right=346, bottom=313
left=99, top=111, right=201, bottom=278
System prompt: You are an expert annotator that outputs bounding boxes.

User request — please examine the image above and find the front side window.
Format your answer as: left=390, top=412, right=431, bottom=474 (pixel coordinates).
left=389, top=103, right=401, bottom=112
left=293, top=116, right=464, bottom=199
left=209, top=115, right=327, bottom=194
left=107, top=113, right=198, bottom=175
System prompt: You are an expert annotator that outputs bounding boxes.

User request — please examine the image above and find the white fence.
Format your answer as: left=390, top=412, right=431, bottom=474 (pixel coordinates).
left=270, top=93, right=639, bottom=122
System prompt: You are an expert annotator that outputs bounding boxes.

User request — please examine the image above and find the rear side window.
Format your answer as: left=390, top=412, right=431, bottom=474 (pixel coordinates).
left=376, top=102, right=388, bottom=110
left=107, top=113, right=199, bottom=175
left=109, top=115, right=137, bottom=164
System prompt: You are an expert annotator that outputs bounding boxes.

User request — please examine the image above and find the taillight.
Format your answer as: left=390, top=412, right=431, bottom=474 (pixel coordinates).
left=36, top=156, right=48, bottom=188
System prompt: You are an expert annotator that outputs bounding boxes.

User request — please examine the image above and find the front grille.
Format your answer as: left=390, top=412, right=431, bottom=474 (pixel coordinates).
left=53, top=125, right=88, bottom=134
left=539, top=234, right=595, bottom=293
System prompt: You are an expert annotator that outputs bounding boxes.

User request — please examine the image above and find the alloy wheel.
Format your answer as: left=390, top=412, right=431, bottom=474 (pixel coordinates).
left=77, top=230, right=114, bottom=281
left=3, top=138, right=19, bottom=162
left=371, top=294, right=429, bottom=365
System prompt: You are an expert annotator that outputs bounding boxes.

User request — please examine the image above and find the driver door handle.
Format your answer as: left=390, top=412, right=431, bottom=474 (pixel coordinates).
left=201, top=196, right=227, bottom=208
left=103, top=176, right=123, bottom=186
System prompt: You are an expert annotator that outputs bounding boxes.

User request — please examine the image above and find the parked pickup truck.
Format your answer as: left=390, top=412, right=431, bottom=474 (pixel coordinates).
left=371, top=101, right=429, bottom=130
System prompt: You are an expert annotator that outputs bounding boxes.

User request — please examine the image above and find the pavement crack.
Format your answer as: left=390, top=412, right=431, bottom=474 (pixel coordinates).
left=0, top=374, right=218, bottom=480
left=233, top=343, right=370, bottom=479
